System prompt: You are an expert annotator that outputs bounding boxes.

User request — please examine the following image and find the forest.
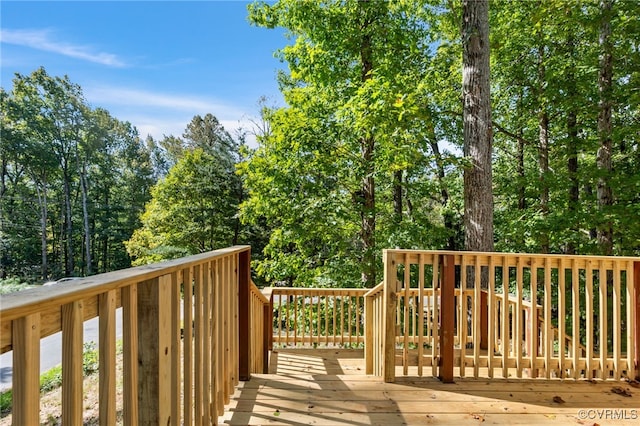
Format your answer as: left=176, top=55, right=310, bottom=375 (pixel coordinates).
left=1, top=0, right=639, bottom=289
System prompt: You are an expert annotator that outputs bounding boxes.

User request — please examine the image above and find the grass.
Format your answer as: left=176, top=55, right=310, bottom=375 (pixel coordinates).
left=0, top=341, right=111, bottom=415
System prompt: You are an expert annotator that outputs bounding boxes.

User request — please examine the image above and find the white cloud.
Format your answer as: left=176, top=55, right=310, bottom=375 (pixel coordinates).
left=84, top=85, right=259, bottom=143
left=85, top=86, right=233, bottom=112
left=0, top=28, right=126, bottom=67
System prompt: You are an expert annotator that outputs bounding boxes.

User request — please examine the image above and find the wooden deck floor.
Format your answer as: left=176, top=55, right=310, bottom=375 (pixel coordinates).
left=220, top=349, right=640, bottom=425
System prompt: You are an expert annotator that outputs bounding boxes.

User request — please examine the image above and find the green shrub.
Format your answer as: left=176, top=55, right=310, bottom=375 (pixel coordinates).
left=0, top=278, right=35, bottom=295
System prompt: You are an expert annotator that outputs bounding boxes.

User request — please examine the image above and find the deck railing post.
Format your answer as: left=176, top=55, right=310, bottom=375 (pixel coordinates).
left=263, top=300, right=271, bottom=374
left=634, top=261, right=640, bottom=380
left=238, top=248, right=252, bottom=380
left=365, top=292, right=374, bottom=375
left=383, top=250, right=398, bottom=383
left=480, top=290, right=488, bottom=350
left=137, top=275, right=172, bottom=425
left=439, top=254, right=455, bottom=383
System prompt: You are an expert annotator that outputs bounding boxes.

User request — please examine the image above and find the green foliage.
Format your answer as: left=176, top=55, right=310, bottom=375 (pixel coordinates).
left=0, top=278, right=35, bottom=295
left=244, top=0, right=458, bottom=288
left=1, top=67, right=155, bottom=280
left=125, top=114, right=258, bottom=266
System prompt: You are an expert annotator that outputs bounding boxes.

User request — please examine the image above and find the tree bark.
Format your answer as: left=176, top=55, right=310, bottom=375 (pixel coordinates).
left=359, top=3, right=376, bottom=288
left=80, top=162, right=92, bottom=275
left=537, top=43, right=550, bottom=254
left=597, top=0, right=614, bottom=256
left=462, top=0, right=494, bottom=253
left=566, top=26, right=579, bottom=255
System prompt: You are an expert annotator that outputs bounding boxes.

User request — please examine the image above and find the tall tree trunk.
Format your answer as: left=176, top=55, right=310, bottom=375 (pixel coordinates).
left=393, top=170, right=403, bottom=223
left=80, top=163, right=92, bottom=275
left=597, top=0, right=614, bottom=256
left=63, top=167, right=74, bottom=276
left=566, top=28, right=579, bottom=255
left=0, top=155, right=7, bottom=279
left=537, top=52, right=550, bottom=253
left=462, top=0, right=494, bottom=254
left=35, top=179, right=49, bottom=280
left=430, top=140, right=457, bottom=250
left=359, top=4, right=376, bottom=288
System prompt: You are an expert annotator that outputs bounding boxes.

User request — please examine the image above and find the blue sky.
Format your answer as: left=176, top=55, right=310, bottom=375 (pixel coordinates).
left=1, top=0, right=287, bottom=141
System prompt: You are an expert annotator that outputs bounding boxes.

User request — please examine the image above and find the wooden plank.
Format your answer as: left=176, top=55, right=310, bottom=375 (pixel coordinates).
left=0, top=246, right=251, bottom=323
left=632, top=260, right=640, bottom=380
left=439, top=254, right=455, bottom=383
left=459, top=255, right=467, bottom=377
left=613, top=260, right=621, bottom=380
left=62, top=301, right=83, bottom=425
left=365, top=293, right=374, bottom=374
left=181, top=267, right=193, bottom=426
left=137, top=275, right=172, bottom=425
left=598, top=259, right=607, bottom=379
left=170, top=272, right=181, bottom=426
left=585, top=259, right=594, bottom=379
left=501, top=260, right=509, bottom=379
left=432, top=258, right=440, bottom=378
left=487, top=256, right=495, bottom=379
left=516, top=256, right=523, bottom=378
left=12, top=313, right=40, bottom=426
left=530, top=257, right=538, bottom=378
left=543, top=258, right=552, bottom=379
left=202, top=262, right=212, bottom=425
left=473, top=256, right=481, bottom=378
left=558, top=258, right=566, bottom=379
left=238, top=249, right=251, bottom=381
left=572, top=259, right=580, bottom=379
left=403, top=253, right=410, bottom=376
left=121, top=284, right=139, bottom=426
left=383, top=250, right=398, bottom=383
left=99, top=289, right=117, bottom=426
left=418, top=254, right=425, bottom=377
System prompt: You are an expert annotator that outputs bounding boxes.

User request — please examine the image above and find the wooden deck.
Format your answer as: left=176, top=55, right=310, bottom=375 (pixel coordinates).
left=221, top=349, right=640, bottom=425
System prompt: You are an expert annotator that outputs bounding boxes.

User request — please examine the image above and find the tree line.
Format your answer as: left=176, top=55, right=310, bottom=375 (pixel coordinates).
left=2, top=1, right=639, bottom=289
left=241, top=0, right=639, bottom=288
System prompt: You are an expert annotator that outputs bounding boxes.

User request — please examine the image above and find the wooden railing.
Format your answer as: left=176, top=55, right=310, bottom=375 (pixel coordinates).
left=269, top=287, right=367, bottom=347
left=364, top=282, right=386, bottom=377
left=0, top=245, right=267, bottom=425
left=378, top=250, right=640, bottom=383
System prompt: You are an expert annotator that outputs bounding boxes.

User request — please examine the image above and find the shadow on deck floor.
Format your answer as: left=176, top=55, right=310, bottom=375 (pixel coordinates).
left=220, top=349, right=640, bottom=425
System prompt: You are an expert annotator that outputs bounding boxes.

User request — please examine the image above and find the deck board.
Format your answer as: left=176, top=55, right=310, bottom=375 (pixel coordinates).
left=220, top=349, right=640, bottom=425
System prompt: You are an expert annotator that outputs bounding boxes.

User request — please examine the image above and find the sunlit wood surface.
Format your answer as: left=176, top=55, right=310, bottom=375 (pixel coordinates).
left=221, top=349, right=640, bottom=425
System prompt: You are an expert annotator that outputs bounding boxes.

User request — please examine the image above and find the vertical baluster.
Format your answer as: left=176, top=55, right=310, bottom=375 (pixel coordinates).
left=12, top=313, right=41, bottom=425
left=122, top=284, right=139, bottom=426
left=99, top=290, right=117, bottom=425
left=62, top=301, right=83, bottom=424
left=598, top=259, right=609, bottom=379
left=558, top=259, right=566, bottom=379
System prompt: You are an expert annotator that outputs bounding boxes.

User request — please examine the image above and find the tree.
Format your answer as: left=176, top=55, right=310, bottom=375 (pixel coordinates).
left=125, top=116, right=242, bottom=265
left=462, top=0, right=493, bottom=253
left=246, top=0, right=445, bottom=287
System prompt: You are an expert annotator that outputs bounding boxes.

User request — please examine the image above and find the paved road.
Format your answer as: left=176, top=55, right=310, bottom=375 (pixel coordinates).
left=0, top=308, right=123, bottom=392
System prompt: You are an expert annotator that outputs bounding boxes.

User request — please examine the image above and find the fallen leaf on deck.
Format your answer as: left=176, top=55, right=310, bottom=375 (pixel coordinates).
left=552, top=396, right=565, bottom=404
left=624, top=378, right=640, bottom=388
left=470, top=413, right=485, bottom=422
left=611, top=386, right=632, bottom=397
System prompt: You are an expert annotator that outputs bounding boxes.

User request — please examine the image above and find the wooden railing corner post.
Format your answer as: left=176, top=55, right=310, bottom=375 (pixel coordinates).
left=383, top=250, right=398, bottom=383
left=439, top=254, right=455, bottom=383
left=238, top=248, right=252, bottom=381
left=364, top=291, right=374, bottom=375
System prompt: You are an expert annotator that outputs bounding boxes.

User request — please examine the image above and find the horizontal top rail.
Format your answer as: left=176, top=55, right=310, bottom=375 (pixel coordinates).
left=385, top=249, right=640, bottom=268
left=0, top=246, right=250, bottom=323
left=270, top=287, right=368, bottom=296
left=364, top=282, right=384, bottom=297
